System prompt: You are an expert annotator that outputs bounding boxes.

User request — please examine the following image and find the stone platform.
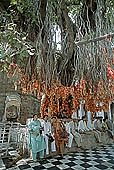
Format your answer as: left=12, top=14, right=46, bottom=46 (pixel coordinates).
left=64, top=131, right=113, bottom=153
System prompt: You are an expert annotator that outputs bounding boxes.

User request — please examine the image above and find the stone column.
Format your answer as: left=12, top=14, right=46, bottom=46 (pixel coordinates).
left=78, top=104, right=82, bottom=119
left=108, top=102, right=112, bottom=120
left=87, top=111, right=91, bottom=122
left=78, top=104, right=85, bottom=119
left=72, top=111, right=78, bottom=119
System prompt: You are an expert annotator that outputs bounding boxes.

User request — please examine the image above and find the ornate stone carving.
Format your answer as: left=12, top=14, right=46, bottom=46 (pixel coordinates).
left=2, top=94, right=21, bottom=122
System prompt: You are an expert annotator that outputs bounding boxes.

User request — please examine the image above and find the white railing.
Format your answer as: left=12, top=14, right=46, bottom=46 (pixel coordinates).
left=0, top=122, right=27, bottom=156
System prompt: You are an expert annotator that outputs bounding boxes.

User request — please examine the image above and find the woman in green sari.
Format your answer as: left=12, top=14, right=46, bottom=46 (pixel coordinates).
left=28, top=114, right=46, bottom=161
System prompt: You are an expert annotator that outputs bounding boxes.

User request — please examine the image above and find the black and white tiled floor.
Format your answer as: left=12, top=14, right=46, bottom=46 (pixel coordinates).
left=0, top=144, right=114, bottom=170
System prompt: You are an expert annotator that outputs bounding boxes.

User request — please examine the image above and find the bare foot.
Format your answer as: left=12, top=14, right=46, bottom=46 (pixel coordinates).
left=45, top=154, right=50, bottom=158
left=66, top=147, right=70, bottom=152
left=79, top=146, right=85, bottom=150
left=39, top=158, right=44, bottom=162
left=51, top=152, right=56, bottom=157
left=60, top=154, right=64, bottom=158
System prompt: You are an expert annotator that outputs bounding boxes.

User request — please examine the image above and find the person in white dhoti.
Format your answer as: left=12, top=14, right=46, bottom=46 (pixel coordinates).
left=106, top=118, right=113, bottom=131
left=94, top=116, right=103, bottom=132
left=103, top=117, right=113, bottom=137
left=87, top=117, right=102, bottom=143
left=42, top=115, right=56, bottom=157
left=78, top=116, right=89, bottom=133
left=69, top=117, right=82, bottom=148
left=63, top=118, right=73, bottom=149
left=93, top=117, right=97, bottom=128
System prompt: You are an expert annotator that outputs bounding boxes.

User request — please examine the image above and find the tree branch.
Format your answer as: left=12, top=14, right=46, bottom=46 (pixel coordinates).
left=58, top=1, right=74, bottom=72
left=75, top=32, right=114, bottom=46
left=62, top=5, right=74, bottom=58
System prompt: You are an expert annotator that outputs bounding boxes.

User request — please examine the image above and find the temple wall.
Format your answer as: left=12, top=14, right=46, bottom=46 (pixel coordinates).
left=0, top=69, right=40, bottom=124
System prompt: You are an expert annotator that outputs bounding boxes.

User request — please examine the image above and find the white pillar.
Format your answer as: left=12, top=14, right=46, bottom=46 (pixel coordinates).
left=87, top=111, right=91, bottom=122
left=78, top=104, right=85, bottom=119
left=81, top=104, right=85, bottom=117
left=108, top=102, right=112, bottom=120
left=78, top=104, right=82, bottom=119
left=101, top=110, right=104, bottom=119
left=72, top=111, right=78, bottom=119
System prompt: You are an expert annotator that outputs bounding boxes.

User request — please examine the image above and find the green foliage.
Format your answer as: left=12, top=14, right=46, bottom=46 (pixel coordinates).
left=10, top=0, right=37, bottom=23
left=0, top=0, right=38, bottom=71
left=0, top=22, right=35, bottom=69
left=10, top=0, right=17, bottom=5
left=105, top=1, right=114, bottom=22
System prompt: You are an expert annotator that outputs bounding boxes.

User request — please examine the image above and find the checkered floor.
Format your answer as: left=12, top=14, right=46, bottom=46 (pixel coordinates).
left=0, top=144, right=114, bottom=170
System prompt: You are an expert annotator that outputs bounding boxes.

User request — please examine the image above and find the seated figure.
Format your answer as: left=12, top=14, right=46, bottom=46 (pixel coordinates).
left=94, top=116, right=104, bottom=132
left=63, top=118, right=73, bottom=150
left=87, top=117, right=102, bottom=143
left=78, top=116, right=89, bottom=133
left=103, top=117, right=113, bottom=137
left=69, top=117, right=82, bottom=148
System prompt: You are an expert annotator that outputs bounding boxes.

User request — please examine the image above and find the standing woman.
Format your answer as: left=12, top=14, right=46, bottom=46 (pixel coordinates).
left=52, top=116, right=68, bottom=158
left=28, top=114, right=46, bottom=161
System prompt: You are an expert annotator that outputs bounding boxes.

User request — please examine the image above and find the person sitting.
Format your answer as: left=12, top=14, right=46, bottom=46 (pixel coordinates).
left=63, top=117, right=73, bottom=150
left=102, top=118, right=108, bottom=131
left=52, top=116, right=68, bottom=158
left=78, top=116, right=89, bottom=133
left=106, top=117, right=113, bottom=131
left=93, top=117, right=97, bottom=128
left=28, top=114, right=46, bottom=161
left=87, top=116, right=102, bottom=143
left=103, top=117, right=113, bottom=137
left=41, top=115, right=56, bottom=157
left=94, top=116, right=104, bottom=132
left=69, top=117, right=82, bottom=148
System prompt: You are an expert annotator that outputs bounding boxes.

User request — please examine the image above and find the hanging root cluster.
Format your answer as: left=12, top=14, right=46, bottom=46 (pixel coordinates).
left=7, top=62, right=114, bottom=117
left=40, top=79, right=114, bottom=117
left=6, top=0, right=114, bottom=117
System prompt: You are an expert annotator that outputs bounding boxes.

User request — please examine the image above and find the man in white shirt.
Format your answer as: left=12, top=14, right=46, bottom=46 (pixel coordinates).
left=42, top=115, right=56, bottom=157
left=63, top=118, right=73, bottom=149
left=87, top=117, right=102, bottom=143
left=78, top=116, right=89, bottom=133
left=94, top=116, right=103, bottom=132
left=93, top=117, right=97, bottom=128
left=69, top=117, right=82, bottom=148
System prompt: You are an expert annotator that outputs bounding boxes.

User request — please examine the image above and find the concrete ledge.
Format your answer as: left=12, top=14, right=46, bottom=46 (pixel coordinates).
left=65, top=131, right=113, bottom=153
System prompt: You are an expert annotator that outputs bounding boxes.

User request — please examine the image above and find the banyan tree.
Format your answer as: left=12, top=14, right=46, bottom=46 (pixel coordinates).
left=0, top=0, right=114, bottom=116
